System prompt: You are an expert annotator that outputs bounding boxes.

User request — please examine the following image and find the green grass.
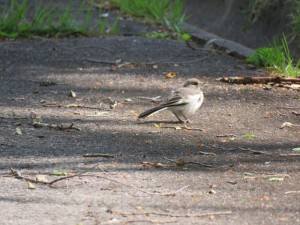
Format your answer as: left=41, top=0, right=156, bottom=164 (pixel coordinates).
left=107, top=0, right=187, bottom=33
left=247, top=35, right=300, bottom=77
left=0, top=0, right=119, bottom=39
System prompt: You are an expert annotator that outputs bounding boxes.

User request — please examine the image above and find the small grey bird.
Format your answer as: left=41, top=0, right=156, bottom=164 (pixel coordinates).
left=138, top=78, right=204, bottom=123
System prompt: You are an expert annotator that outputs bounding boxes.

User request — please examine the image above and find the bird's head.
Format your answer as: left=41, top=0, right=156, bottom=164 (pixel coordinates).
left=183, top=78, right=201, bottom=87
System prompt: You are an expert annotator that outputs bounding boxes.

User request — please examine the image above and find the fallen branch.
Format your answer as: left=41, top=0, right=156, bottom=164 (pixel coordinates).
left=218, top=76, right=300, bottom=84
left=32, top=121, right=80, bottom=131
left=114, top=210, right=232, bottom=218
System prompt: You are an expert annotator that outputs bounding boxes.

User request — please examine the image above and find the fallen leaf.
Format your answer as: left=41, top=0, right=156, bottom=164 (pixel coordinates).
left=15, top=127, right=22, bottom=135
left=243, top=134, right=256, bottom=139
left=268, top=177, right=284, bottom=182
left=136, top=206, right=144, bottom=211
left=35, top=175, right=48, bottom=182
left=153, top=123, right=161, bottom=128
left=208, top=189, right=216, bottom=194
left=28, top=182, right=36, bottom=189
left=259, top=195, right=269, bottom=201
left=280, top=122, right=293, bottom=129
left=165, top=72, right=176, bottom=79
left=69, top=90, right=76, bottom=98
left=244, top=172, right=254, bottom=176
left=292, top=147, right=300, bottom=152
left=140, top=161, right=169, bottom=168
left=50, top=170, right=69, bottom=176
left=124, top=98, right=132, bottom=102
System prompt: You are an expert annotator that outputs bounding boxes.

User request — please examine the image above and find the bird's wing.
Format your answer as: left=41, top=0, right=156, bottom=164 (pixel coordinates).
left=161, top=91, right=188, bottom=107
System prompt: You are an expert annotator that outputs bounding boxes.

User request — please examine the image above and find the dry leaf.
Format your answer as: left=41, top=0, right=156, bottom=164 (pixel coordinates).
left=165, top=72, right=176, bottom=79
left=259, top=195, right=269, bottom=201
left=280, top=122, right=293, bottom=129
left=136, top=206, right=144, bottom=211
left=153, top=123, right=161, bottom=128
left=15, top=127, right=22, bottom=135
left=35, top=175, right=48, bottom=183
left=140, top=161, right=169, bottom=168
left=69, top=90, right=76, bottom=98
left=268, top=177, right=284, bottom=182
left=28, top=182, right=36, bottom=189
left=208, top=189, right=216, bottom=194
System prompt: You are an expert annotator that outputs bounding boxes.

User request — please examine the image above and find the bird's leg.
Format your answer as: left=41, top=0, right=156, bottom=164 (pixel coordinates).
left=174, top=114, right=185, bottom=123
left=183, top=115, right=191, bottom=123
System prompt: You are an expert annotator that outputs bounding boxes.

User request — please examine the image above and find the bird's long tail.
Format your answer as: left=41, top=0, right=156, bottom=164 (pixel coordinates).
left=138, top=106, right=167, bottom=118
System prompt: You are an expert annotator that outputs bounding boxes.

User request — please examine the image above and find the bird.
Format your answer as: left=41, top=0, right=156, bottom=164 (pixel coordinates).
left=138, top=78, right=204, bottom=123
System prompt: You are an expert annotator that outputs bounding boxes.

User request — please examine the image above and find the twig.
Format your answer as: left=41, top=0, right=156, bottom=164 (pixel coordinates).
left=91, top=175, right=189, bottom=196
left=42, top=103, right=108, bottom=111
left=204, top=144, right=272, bottom=156
left=244, top=172, right=290, bottom=179
left=238, top=147, right=272, bottom=155
left=292, top=111, right=300, bottom=116
left=9, top=168, right=188, bottom=196
left=198, top=151, right=217, bottom=156
left=124, top=219, right=177, bottom=224
left=160, top=125, right=203, bottom=131
left=163, top=156, right=212, bottom=168
left=83, top=153, right=115, bottom=158
left=114, top=210, right=232, bottom=218
left=285, top=190, right=300, bottom=195
left=32, top=121, right=80, bottom=131
left=280, top=153, right=300, bottom=157
left=216, top=134, right=236, bottom=138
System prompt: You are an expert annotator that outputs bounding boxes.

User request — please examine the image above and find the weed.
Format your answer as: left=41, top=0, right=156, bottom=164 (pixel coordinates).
left=247, top=34, right=300, bottom=77
left=108, top=0, right=187, bottom=33
left=0, top=0, right=118, bottom=38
